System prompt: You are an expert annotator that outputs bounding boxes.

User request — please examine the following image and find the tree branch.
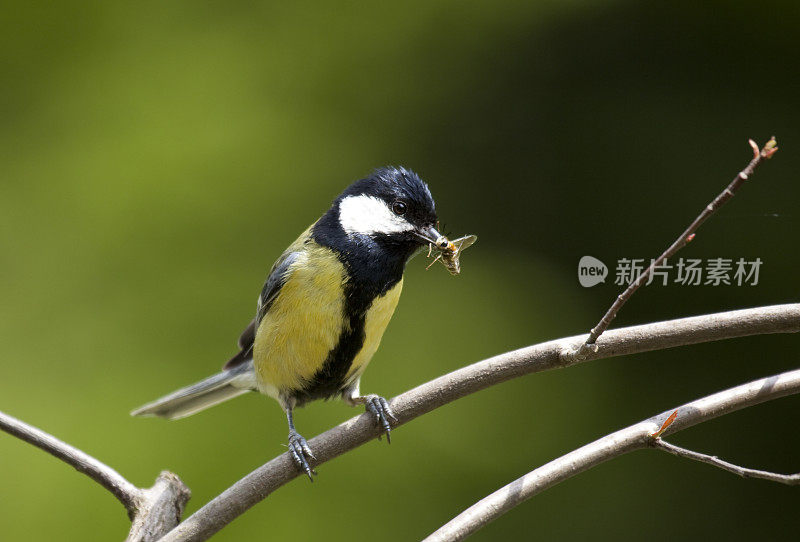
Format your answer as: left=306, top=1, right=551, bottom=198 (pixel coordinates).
left=0, top=409, right=142, bottom=515
left=652, top=439, right=800, bottom=485
left=158, top=303, right=800, bottom=542
left=563, top=137, right=778, bottom=362
left=0, top=409, right=191, bottom=541
left=424, top=367, right=800, bottom=542
left=128, top=472, right=192, bottom=542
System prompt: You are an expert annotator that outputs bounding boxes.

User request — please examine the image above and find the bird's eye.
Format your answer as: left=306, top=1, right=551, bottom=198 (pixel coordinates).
left=392, top=201, right=407, bottom=216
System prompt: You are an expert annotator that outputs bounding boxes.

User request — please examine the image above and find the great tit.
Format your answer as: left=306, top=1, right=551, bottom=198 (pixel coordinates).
left=131, top=166, right=444, bottom=479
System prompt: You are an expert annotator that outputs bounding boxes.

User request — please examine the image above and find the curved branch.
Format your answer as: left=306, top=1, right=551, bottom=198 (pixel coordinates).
left=159, top=303, right=800, bottom=542
left=0, top=410, right=191, bottom=541
left=424, top=367, right=800, bottom=541
left=0, top=409, right=142, bottom=515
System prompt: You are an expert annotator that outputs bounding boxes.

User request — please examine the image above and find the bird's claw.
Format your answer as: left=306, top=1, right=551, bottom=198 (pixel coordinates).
left=288, top=430, right=316, bottom=481
left=364, top=395, right=397, bottom=443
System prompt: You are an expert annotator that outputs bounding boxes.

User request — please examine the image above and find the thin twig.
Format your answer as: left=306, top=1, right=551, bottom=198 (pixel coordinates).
left=652, top=439, right=800, bottom=485
left=158, top=303, right=800, bottom=542
left=562, top=137, right=778, bottom=362
left=0, top=409, right=142, bottom=516
left=424, top=367, right=800, bottom=542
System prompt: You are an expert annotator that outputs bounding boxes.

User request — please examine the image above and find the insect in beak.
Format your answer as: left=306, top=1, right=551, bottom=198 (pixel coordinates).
left=425, top=234, right=478, bottom=275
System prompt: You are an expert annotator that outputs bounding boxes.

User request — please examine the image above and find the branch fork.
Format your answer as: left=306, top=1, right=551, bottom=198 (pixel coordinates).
left=0, top=410, right=190, bottom=542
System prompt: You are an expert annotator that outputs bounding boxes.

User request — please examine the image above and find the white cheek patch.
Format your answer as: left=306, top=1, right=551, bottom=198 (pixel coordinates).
left=338, top=195, right=414, bottom=236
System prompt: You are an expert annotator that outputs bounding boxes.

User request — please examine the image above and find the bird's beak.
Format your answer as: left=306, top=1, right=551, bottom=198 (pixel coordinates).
left=415, top=224, right=448, bottom=248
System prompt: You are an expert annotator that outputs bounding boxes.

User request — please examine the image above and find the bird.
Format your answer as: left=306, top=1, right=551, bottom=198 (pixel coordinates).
left=131, top=166, right=446, bottom=479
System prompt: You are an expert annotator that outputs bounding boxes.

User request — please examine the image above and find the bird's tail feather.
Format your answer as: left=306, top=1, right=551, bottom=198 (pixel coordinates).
left=130, top=360, right=256, bottom=420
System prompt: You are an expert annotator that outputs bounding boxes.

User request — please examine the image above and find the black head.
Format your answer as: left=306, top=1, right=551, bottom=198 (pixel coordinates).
left=311, top=166, right=444, bottom=297
left=334, top=166, right=441, bottom=248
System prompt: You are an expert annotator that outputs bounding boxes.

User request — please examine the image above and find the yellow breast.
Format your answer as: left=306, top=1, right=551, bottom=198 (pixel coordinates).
left=253, top=243, right=347, bottom=394
left=344, top=278, right=403, bottom=384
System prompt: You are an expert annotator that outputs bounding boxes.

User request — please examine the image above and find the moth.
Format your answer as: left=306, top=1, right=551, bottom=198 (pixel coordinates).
left=426, top=234, right=478, bottom=275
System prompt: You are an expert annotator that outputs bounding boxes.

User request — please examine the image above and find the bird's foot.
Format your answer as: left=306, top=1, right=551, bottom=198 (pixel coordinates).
left=287, top=430, right=316, bottom=481
left=363, top=395, right=397, bottom=443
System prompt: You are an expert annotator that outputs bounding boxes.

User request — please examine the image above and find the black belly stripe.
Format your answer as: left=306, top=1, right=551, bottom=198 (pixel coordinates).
left=293, top=310, right=366, bottom=404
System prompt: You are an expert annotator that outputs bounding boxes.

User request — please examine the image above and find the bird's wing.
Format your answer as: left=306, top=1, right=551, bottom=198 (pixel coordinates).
left=237, top=319, right=256, bottom=350
left=223, top=250, right=302, bottom=370
left=256, top=250, right=302, bottom=323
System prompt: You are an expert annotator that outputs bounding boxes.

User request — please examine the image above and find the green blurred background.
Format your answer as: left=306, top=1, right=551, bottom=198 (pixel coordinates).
left=2, top=1, right=799, bottom=540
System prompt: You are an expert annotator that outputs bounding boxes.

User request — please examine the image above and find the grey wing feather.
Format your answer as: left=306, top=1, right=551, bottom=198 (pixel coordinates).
left=238, top=319, right=256, bottom=350
left=223, top=251, right=300, bottom=370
